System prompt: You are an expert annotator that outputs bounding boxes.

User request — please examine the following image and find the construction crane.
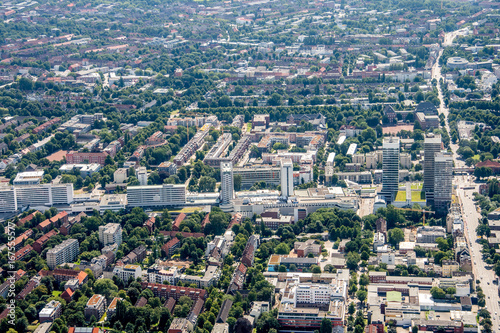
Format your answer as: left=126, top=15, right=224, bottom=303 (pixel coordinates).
left=395, top=207, right=435, bottom=226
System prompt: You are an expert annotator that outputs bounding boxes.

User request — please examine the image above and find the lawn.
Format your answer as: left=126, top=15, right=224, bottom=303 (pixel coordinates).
left=246, top=123, right=252, bottom=132
left=395, top=191, right=406, bottom=201
left=52, top=291, right=61, bottom=297
left=411, top=191, right=426, bottom=202
left=411, top=183, right=423, bottom=190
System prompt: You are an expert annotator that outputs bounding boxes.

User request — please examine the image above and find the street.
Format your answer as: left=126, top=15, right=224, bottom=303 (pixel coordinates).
left=435, top=27, right=499, bottom=329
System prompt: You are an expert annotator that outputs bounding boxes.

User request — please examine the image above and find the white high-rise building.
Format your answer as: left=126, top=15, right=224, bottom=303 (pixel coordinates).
left=137, top=167, right=148, bottom=186
left=280, top=159, right=294, bottom=198
left=99, top=223, right=123, bottom=247
left=381, top=137, right=400, bottom=203
left=46, top=239, right=79, bottom=269
left=220, top=161, right=234, bottom=205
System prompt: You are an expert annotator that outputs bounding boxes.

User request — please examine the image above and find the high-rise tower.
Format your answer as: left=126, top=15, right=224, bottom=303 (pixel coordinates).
left=381, top=137, right=400, bottom=203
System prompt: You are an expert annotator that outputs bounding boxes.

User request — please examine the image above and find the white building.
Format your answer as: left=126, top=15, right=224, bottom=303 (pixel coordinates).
left=99, top=194, right=127, bottom=213
left=46, top=239, right=79, bottom=269
left=113, top=264, right=142, bottom=282
left=13, top=171, right=44, bottom=186
left=126, top=184, right=186, bottom=208
left=220, top=161, right=234, bottom=208
left=0, top=183, right=74, bottom=212
left=137, top=167, right=148, bottom=186
left=280, top=159, right=294, bottom=198
left=148, top=266, right=179, bottom=285
left=114, top=168, right=128, bottom=183
left=98, top=223, right=122, bottom=247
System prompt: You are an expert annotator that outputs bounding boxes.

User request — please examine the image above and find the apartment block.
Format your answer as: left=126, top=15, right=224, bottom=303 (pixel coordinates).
left=98, top=223, right=122, bottom=247
left=113, top=264, right=142, bottom=282
left=39, top=300, right=62, bottom=323
left=46, top=239, right=79, bottom=269
left=84, top=294, right=106, bottom=320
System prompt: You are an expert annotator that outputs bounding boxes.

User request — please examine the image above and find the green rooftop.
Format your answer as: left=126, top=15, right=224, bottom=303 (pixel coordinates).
left=387, top=291, right=402, bottom=302
left=412, top=191, right=426, bottom=202
left=395, top=190, right=426, bottom=202
left=395, top=191, right=406, bottom=202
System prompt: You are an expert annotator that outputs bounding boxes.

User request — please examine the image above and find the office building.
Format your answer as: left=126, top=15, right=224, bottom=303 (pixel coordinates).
left=137, top=167, right=148, bottom=186
left=434, top=152, right=453, bottom=212
left=84, top=294, right=106, bottom=320
left=113, top=264, right=142, bottom=282
left=0, top=188, right=17, bottom=212
left=98, top=223, right=122, bottom=247
left=220, top=161, right=234, bottom=208
left=381, top=137, right=400, bottom=203
left=423, top=134, right=442, bottom=204
left=46, top=239, right=79, bottom=270
left=232, top=167, right=281, bottom=189
left=280, top=159, right=294, bottom=198
left=0, top=183, right=74, bottom=212
left=127, top=184, right=186, bottom=207
left=39, top=300, right=62, bottom=323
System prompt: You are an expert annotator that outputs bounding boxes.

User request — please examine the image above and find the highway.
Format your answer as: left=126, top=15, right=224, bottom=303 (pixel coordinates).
left=435, top=28, right=499, bottom=329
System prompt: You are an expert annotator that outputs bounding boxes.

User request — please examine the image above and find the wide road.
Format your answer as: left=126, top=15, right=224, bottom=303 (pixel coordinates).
left=435, top=28, right=500, bottom=329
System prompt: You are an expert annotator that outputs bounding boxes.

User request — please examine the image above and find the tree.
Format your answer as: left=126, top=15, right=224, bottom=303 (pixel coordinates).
left=234, top=174, right=242, bottom=191
left=320, top=318, right=332, bottom=333
left=430, top=286, right=446, bottom=299
left=388, top=228, right=404, bottom=247
left=346, top=252, right=360, bottom=270
left=93, top=279, right=118, bottom=298
left=268, top=93, right=282, bottom=106
left=311, top=265, right=321, bottom=274
left=356, top=289, right=367, bottom=304
left=348, top=302, right=356, bottom=315
left=235, top=317, right=253, bottom=333
left=475, top=167, right=492, bottom=180
left=275, top=243, right=290, bottom=254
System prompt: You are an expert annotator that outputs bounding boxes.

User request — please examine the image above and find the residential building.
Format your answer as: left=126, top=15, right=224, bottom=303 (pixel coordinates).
left=46, top=239, right=79, bottom=269
left=114, top=168, right=128, bottom=183
left=381, top=137, right=400, bottom=203
left=126, top=184, right=186, bottom=207
left=442, top=260, right=460, bottom=277
left=39, top=300, right=62, bottom=323
left=84, top=294, right=106, bottom=320
left=168, top=318, right=194, bottom=333
left=113, top=264, right=142, bottom=282
left=162, top=238, right=181, bottom=257
left=140, top=282, right=207, bottom=301
left=294, top=240, right=321, bottom=257
left=66, top=151, right=109, bottom=166
left=107, top=297, right=123, bottom=316
left=98, top=223, right=122, bottom=246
